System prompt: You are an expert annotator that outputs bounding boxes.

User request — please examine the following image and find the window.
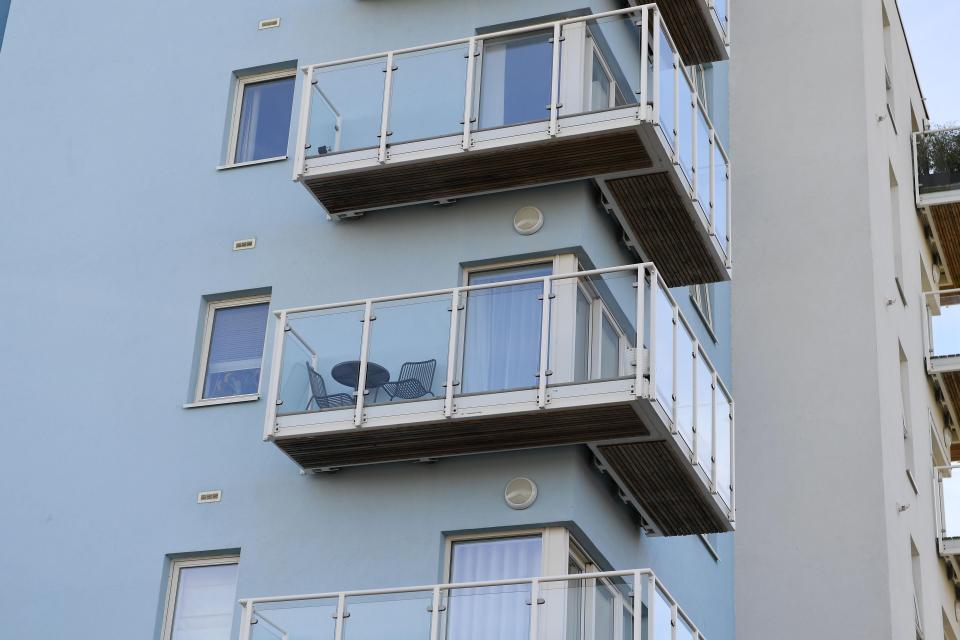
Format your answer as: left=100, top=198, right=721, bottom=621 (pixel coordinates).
left=690, top=283, right=714, bottom=330
left=196, top=297, right=270, bottom=401
left=161, top=556, right=240, bottom=640
left=882, top=4, right=897, bottom=132
left=228, top=70, right=296, bottom=165
left=900, top=343, right=918, bottom=493
left=890, top=164, right=904, bottom=299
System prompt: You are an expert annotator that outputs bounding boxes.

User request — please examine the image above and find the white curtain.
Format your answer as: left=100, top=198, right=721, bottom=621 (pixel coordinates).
left=447, top=536, right=542, bottom=640
left=462, top=264, right=552, bottom=394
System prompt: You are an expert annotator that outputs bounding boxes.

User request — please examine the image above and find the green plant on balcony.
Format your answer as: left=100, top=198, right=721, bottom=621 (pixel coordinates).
left=918, top=122, right=960, bottom=193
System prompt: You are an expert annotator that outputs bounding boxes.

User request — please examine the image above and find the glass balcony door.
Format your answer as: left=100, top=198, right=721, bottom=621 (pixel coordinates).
left=478, top=31, right=554, bottom=129
left=460, top=263, right=552, bottom=394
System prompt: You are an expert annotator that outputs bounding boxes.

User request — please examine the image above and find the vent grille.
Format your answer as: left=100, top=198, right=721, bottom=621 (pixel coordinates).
left=258, top=18, right=280, bottom=30
left=197, top=490, right=222, bottom=504
left=233, top=238, right=256, bottom=251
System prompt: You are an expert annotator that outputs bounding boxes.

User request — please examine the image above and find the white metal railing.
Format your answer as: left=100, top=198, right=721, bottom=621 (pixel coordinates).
left=936, top=465, right=960, bottom=556
left=924, top=289, right=960, bottom=372
left=238, top=568, right=708, bottom=640
left=292, top=5, right=731, bottom=260
left=263, top=263, right=734, bottom=512
left=914, top=126, right=960, bottom=206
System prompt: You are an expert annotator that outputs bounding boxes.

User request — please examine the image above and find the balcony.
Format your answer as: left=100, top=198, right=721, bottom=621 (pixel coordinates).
left=263, top=264, right=734, bottom=536
left=238, top=568, right=709, bottom=640
left=914, top=127, right=960, bottom=287
left=925, top=290, right=960, bottom=431
left=936, top=466, right=960, bottom=584
left=292, top=6, right=731, bottom=287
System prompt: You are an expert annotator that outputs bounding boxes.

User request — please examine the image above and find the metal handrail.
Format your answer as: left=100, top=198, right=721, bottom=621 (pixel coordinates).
left=237, top=568, right=708, bottom=640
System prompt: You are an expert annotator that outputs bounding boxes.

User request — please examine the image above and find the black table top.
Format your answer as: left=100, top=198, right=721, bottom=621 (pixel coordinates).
left=331, top=360, right=390, bottom=389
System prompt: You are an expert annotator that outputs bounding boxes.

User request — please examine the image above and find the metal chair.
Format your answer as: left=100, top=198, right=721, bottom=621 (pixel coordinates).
left=305, top=362, right=355, bottom=410
left=380, top=359, right=437, bottom=401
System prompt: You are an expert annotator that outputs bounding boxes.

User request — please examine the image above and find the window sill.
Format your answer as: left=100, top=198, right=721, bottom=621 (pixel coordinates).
left=183, top=394, right=260, bottom=409
left=216, top=156, right=287, bottom=171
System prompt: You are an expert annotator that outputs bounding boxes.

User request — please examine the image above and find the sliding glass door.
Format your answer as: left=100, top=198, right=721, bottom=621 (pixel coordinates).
left=478, top=32, right=553, bottom=129
left=461, top=263, right=552, bottom=394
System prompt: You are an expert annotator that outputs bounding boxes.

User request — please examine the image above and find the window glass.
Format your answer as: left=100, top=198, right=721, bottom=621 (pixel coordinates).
left=479, top=32, right=553, bottom=128
left=203, top=302, right=270, bottom=399
left=600, top=314, right=620, bottom=379
left=590, top=53, right=612, bottom=111
left=168, top=562, right=239, bottom=640
left=462, top=264, right=552, bottom=393
left=575, top=289, right=592, bottom=383
left=448, top=536, right=542, bottom=640
left=235, top=75, right=295, bottom=163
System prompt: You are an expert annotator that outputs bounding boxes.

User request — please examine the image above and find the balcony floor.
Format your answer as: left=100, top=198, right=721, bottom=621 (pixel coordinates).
left=304, top=123, right=727, bottom=287
left=273, top=393, right=731, bottom=536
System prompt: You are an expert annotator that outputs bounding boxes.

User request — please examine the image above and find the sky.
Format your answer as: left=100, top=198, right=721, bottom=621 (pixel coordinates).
left=898, top=0, right=960, bottom=125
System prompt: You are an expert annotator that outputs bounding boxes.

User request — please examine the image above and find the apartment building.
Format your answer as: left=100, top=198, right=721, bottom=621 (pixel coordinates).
left=0, top=1, right=735, bottom=639
left=733, top=1, right=960, bottom=639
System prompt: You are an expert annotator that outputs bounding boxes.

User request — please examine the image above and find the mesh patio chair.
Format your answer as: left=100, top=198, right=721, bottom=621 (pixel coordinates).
left=305, top=362, right=355, bottom=410
left=380, top=359, right=437, bottom=401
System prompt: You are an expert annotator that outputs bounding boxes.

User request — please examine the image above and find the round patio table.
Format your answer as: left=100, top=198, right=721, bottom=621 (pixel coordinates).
left=331, top=360, right=390, bottom=397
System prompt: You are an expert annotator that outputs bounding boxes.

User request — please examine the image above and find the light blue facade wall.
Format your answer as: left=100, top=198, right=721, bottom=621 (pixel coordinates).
left=0, top=1, right=732, bottom=638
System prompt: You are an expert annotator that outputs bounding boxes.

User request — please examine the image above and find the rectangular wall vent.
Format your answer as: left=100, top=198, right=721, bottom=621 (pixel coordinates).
left=233, top=238, right=256, bottom=251
left=197, top=490, right=222, bottom=504
left=258, top=18, right=281, bottom=30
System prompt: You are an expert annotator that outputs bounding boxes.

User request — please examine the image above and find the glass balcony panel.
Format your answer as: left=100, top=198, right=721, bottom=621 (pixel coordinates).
left=445, top=583, right=531, bottom=640
left=277, top=306, right=364, bottom=416
left=538, top=576, right=635, bottom=640
left=657, top=25, right=675, bottom=149
left=916, top=128, right=960, bottom=197
left=654, top=284, right=675, bottom=416
left=389, top=44, right=469, bottom=146
left=713, top=0, right=728, bottom=33
left=677, top=617, right=696, bottom=640
left=560, top=15, right=641, bottom=119
left=931, top=297, right=960, bottom=358
left=477, top=30, right=553, bottom=130
left=341, top=591, right=433, bottom=640
left=696, top=355, right=714, bottom=479
left=714, top=144, right=729, bottom=256
left=717, top=385, right=733, bottom=508
left=943, top=473, right=960, bottom=539
left=251, top=598, right=339, bottom=640
left=461, top=264, right=551, bottom=394
left=696, top=109, right=711, bottom=213
left=678, top=74, right=694, bottom=184
left=651, top=588, right=672, bottom=640
left=676, top=324, right=695, bottom=449
left=309, top=58, right=387, bottom=156
left=364, top=295, right=450, bottom=407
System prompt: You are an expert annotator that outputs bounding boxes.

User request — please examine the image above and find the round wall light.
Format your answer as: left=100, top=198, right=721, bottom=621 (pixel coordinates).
left=504, top=477, right=538, bottom=510
left=513, top=206, right=544, bottom=235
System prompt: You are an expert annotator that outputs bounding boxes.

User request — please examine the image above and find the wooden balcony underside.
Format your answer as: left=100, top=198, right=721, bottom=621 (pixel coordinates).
left=598, top=440, right=728, bottom=535
left=305, top=128, right=726, bottom=287
left=659, top=0, right=727, bottom=65
left=273, top=399, right=730, bottom=536
left=943, top=370, right=960, bottom=421
left=931, top=202, right=960, bottom=287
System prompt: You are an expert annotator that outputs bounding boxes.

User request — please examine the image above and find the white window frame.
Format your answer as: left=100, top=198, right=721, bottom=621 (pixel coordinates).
left=690, top=283, right=717, bottom=342
left=191, top=295, right=271, bottom=406
left=223, top=69, right=296, bottom=168
left=585, top=37, right=620, bottom=111
left=160, top=555, right=240, bottom=640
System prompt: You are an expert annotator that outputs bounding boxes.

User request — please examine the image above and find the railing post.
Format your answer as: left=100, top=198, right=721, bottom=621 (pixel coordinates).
left=548, top=22, right=562, bottom=136
left=444, top=289, right=461, bottom=417
left=646, top=575, right=657, bottom=640
left=729, top=397, right=737, bottom=522
left=528, top=579, right=541, bottom=640
left=263, top=311, right=288, bottom=441
left=648, top=268, right=658, bottom=405
left=691, top=95, right=699, bottom=208
left=354, top=300, right=374, bottom=427
left=378, top=52, right=396, bottom=164
left=638, top=6, right=649, bottom=121
left=333, top=593, right=347, bottom=640
left=634, top=266, right=647, bottom=398
left=671, top=602, right=679, bottom=640
left=672, top=53, right=680, bottom=163
left=709, top=130, right=716, bottom=234
left=462, top=37, right=477, bottom=151
left=725, top=159, right=733, bottom=268
left=632, top=571, right=643, bottom=640
left=691, top=346, right=699, bottom=464
left=430, top=586, right=442, bottom=640
left=537, top=278, right=553, bottom=408
left=293, top=66, right=315, bottom=182
left=238, top=601, right=254, bottom=640
left=651, top=11, right=661, bottom=127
